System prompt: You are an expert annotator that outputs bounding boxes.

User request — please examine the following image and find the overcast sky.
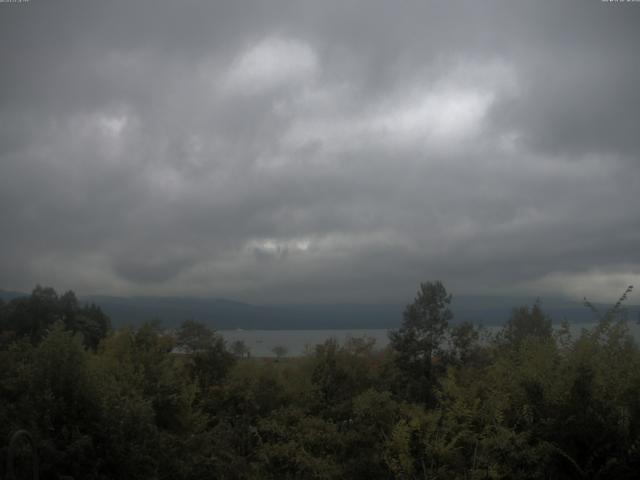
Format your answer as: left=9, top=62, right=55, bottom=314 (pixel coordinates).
left=1, top=0, right=639, bottom=303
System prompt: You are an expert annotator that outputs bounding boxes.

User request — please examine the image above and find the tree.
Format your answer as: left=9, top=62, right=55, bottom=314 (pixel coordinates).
left=191, top=336, right=236, bottom=390
left=172, top=321, right=236, bottom=391
left=254, top=406, right=345, bottom=478
left=501, top=301, right=552, bottom=350
left=70, top=301, right=111, bottom=350
left=172, top=319, right=236, bottom=391
left=272, top=345, right=288, bottom=361
left=1, top=285, right=60, bottom=343
left=0, top=286, right=110, bottom=349
left=30, top=322, right=103, bottom=478
left=176, top=319, right=215, bottom=353
left=449, top=320, right=481, bottom=365
left=389, top=281, right=452, bottom=404
left=231, top=339, right=250, bottom=358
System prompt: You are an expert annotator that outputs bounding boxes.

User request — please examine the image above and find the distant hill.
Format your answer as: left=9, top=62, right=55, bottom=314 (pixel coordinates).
left=84, top=293, right=639, bottom=329
left=449, top=295, right=639, bottom=327
left=2, top=288, right=638, bottom=330
left=0, top=289, right=28, bottom=302
left=83, top=295, right=404, bottom=330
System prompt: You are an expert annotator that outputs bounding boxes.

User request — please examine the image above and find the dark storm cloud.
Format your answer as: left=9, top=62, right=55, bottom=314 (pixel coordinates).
left=1, top=0, right=639, bottom=302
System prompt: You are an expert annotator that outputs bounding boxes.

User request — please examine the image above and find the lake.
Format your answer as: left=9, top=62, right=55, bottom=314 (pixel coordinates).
left=220, top=322, right=640, bottom=357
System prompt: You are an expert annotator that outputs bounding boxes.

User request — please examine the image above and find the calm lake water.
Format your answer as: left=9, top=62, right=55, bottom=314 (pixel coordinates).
left=220, top=322, right=640, bottom=357
left=219, top=329, right=390, bottom=357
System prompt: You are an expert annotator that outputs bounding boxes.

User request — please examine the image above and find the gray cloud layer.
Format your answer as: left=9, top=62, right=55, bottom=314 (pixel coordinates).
left=1, top=0, right=639, bottom=303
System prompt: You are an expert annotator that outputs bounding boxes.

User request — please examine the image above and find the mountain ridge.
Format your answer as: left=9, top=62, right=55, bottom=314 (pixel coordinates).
left=3, top=288, right=638, bottom=330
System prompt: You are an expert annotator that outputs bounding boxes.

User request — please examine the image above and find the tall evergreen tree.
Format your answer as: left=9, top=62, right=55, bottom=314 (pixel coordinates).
left=389, top=281, right=452, bottom=404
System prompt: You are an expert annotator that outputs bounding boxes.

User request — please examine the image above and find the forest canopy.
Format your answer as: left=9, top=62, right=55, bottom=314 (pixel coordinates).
left=1, top=283, right=639, bottom=479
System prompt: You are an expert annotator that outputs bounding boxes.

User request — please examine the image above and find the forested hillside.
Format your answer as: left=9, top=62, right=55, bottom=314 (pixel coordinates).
left=1, top=283, right=639, bottom=479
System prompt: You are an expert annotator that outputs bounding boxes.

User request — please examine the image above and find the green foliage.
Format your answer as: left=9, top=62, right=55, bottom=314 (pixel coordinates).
left=231, top=339, right=250, bottom=358
left=389, top=280, right=452, bottom=404
left=1, top=282, right=640, bottom=479
left=176, top=319, right=216, bottom=352
left=500, top=301, right=553, bottom=351
left=272, top=345, right=288, bottom=361
left=0, top=286, right=110, bottom=349
left=254, top=407, right=344, bottom=479
left=449, top=320, right=484, bottom=365
left=310, top=337, right=380, bottom=417
left=174, top=319, right=236, bottom=394
left=190, top=336, right=236, bottom=393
